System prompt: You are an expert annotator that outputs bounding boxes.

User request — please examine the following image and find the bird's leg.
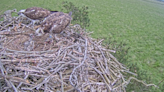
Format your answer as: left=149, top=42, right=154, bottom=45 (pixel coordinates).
left=27, top=19, right=34, bottom=28
left=49, top=25, right=61, bottom=41
left=29, top=20, right=40, bottom=29
left=35, top=27, right=44, bottom=36
left=17, top=14, right=27, bottom=23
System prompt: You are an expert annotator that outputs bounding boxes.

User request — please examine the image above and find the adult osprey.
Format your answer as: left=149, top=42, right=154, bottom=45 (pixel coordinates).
left=18, top=7, right=56, bottom=26
left=36, top=11, right=72, bottom=36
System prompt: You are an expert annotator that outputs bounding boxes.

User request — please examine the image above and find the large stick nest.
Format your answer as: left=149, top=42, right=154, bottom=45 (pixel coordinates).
left=0, top=9, right=157, bottom=92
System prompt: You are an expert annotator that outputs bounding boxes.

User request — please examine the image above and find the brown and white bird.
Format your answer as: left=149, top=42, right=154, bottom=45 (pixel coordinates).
left=18, top=7, right=57, bottom=26
left=36, top=11, right=72, bottom=36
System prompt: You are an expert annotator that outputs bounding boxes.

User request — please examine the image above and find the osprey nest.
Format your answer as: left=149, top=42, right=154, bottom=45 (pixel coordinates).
left=0, top=9, right=156, bottom=92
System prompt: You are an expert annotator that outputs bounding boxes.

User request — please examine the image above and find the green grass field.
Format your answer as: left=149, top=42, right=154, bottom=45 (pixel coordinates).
left=0, top=0, right=164, bottom=91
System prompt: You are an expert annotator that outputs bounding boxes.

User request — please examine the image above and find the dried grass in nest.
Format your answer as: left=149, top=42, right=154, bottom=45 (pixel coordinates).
left=0, top=11, right=157, bottom=92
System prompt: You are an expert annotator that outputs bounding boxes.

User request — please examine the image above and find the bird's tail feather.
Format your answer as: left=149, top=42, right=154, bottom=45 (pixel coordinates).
left=69, top=11, right=72, bottom=16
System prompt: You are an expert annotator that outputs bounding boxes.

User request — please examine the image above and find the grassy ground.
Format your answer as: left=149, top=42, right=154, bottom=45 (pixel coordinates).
left=0, top=0, right=164, bottom=91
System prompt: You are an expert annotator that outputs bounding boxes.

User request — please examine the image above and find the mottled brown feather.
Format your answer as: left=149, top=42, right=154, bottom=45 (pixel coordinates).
left=41, top=12, right=72, bottom=34
left=23, top=7, right=51, bottom=20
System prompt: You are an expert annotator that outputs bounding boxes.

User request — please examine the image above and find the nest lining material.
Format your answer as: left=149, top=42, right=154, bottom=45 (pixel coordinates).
left=0, top=9, right=157, bottom=92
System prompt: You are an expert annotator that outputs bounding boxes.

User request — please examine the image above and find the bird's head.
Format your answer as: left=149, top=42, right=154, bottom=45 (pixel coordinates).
left=18, top=9, right=26, bottom=15
left=12, top=9, right=17, bottom=12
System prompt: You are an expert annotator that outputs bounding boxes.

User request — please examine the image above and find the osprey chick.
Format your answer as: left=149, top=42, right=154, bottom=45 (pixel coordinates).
left=18, top=7, right=56, bottom=26
left=36, top=11, right=72, bottom=36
